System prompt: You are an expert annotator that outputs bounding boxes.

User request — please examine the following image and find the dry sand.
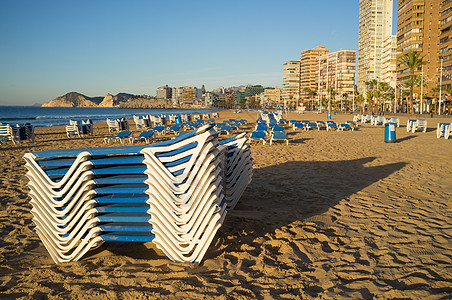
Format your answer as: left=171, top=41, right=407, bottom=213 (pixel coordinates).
left=0, top=110, right=451, bottom=299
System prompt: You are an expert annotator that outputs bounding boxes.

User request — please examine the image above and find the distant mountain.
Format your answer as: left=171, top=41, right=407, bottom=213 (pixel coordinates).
left=42, top=92, right=133, bottom=107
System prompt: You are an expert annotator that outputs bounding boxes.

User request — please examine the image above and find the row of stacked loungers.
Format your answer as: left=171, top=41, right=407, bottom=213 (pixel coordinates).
left=23, top=124, right=252, bottom=263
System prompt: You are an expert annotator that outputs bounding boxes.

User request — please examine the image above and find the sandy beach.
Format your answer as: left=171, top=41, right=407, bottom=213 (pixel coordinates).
left=0, top=110, right=451, bottom=299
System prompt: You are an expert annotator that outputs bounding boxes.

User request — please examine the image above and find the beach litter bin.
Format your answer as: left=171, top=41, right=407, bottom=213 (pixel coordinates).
left=385, top=122, right=396, bottom=143
left=175, top=116, right=181, bottom=124
left=327, top=112, right=331, bottom=120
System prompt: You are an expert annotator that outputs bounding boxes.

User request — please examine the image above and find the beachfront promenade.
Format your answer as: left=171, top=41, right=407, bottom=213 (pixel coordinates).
left=0, top=110, right=450, bottom=299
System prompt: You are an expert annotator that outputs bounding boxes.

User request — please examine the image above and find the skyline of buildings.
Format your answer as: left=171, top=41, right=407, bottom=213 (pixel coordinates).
left=155, top=1, right=451, bottom=110
left=282, top=47, right=356, bottom=109
left=155, top=84, right=279, bottom=108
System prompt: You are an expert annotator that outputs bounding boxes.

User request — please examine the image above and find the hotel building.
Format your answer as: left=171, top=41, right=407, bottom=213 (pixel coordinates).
left=381, top=35, right=398, bottom=88
left=257, top=87, right=282, bottom=107
left=396, top=0, right=441, bottom=96
left=156, top=85, right=172, bottom=99
left=440, top=0, right=452, bottom=90
left=282, top=60, right=301, bottom=106
left=316, top=50, right=356, bottom=103
left=358, top=0, right=393, bottom=94
left=299, top=46, right=330, bottom=100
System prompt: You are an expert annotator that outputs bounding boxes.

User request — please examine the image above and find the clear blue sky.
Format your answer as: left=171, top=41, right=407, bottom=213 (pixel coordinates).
left=0, top=0, right=398, bottom=105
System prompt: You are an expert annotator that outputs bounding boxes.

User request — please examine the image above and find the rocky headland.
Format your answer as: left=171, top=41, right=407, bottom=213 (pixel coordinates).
left=42, top=92, right=204, bottom=109
left=41, top=92, right=133, bottom=107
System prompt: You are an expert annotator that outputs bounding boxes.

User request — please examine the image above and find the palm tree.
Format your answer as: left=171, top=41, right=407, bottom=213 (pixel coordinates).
left=378, top=82, right=394, bottom=113
left=366, top=90, right=374, bottom=114
left=327, top=87, right=336, bottom=112
left=365, top=79, right=379, bottom=114
left=398, top=50, right=428, bottom=114
left=342, top=93, right=348, bottom=111
left=356, top=94, right=365, bottom=113
left=303, top=87, right=317, bottom=110
left=321, top=97, right=328, bottom=110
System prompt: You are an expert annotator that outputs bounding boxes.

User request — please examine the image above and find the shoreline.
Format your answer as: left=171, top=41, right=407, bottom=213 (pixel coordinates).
left=0, top=106, right=221, bottom=128
left=0, top=110, right=451, bottom=299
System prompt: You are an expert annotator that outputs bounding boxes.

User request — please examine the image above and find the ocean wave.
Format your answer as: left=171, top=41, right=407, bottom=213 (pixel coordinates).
left=0, top=117, right=36, bottom=121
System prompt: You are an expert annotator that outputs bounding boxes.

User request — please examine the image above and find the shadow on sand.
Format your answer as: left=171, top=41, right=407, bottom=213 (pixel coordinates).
left=207, top=157, right=407, bottom=256
left=93, top=156, right=406, bottom=262
left=396, top=135, right=418, bottom=143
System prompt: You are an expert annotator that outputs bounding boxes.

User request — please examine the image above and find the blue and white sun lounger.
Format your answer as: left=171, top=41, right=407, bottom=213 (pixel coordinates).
left=130, top=130, right=155, bottom=144
left=305, top=122, right=318, bottom=131
left=0, top=124, right=18, bottom=144
left=293, top=122, right=304, bottom=131
left=437, top=123, right=451, bottom=138
left=338, top=123, right=354, bottom=131
left=249, top=131, right=267, bottom=144
left=326, top=121, right=338, bottom=131
left=104, top=131, right=132, bottom=144
left=445, top=124, right=452, bottom=139
left=24, top=124, right=252, bottom=264
left=270, top=131, right=288, bottom=145
left=411, top=119, right=427, bottom=133
left=406, top=119, right=416, bottom=132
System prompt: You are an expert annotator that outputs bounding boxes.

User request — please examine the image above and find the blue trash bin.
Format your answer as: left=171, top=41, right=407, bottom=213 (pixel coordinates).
left=175, top=116, right=181, bottom=124
left=327, top=112, right=331, bottom=120
left=385, top=122, right=396, bottom=143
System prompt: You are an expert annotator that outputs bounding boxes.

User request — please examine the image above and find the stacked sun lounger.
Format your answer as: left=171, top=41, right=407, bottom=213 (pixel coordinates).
left=23, top=125, right=252, bottom=264
left=218, top=133, right=253, bottom=210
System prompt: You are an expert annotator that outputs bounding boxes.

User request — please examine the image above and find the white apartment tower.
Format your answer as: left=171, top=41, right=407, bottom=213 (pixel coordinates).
left=381, top=35, right=397, bottom=89
left=282, top=60, right=301, bottom=106
left=358, top=0, right=393, bottom=94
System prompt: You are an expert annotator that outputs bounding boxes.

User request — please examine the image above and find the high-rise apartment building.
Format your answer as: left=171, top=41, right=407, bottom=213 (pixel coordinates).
left=381, top=35, right=398, bottom=88
left=396, top=0, right=441, bottom=97
left=182, top=86, right=197, bottom=104
left=236, top=85, right=265, bottom=104
left=299, top=46, right=330, bottom=100
left=358, top=0, right=393, bottom=94
left=282, top=60, right=301, bottom=106
left=257, top=87, right=282, bottom=107
left=440, top=0, right=452, bottom=90
left=156, top=85, right=172, bottom=99
left=316, top=50, right=356, bottom=103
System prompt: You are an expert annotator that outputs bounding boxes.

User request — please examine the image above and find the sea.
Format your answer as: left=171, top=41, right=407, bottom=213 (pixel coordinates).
left=0, top=106, right=219, bottom=128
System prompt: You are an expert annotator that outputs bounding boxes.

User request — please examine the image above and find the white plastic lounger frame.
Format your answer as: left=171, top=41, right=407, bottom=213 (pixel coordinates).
left=23, top=125, right=252, bottom=264
left=444, top=124, right=452, bottom=139
left=411, top=119, right=427, bottom=133
left=0, top=124, right=18, bottom=144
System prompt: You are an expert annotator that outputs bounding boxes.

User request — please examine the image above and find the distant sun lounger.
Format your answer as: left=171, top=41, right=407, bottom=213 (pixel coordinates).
left=104, top=131, right=132, bottom=144
left=249, top=131, right=267, bottom=145
left=129, top=130, right=155, bottom=144
left=269, top=131, right=288, bottom=145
